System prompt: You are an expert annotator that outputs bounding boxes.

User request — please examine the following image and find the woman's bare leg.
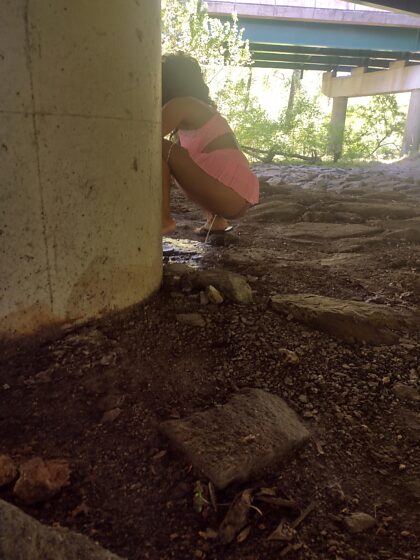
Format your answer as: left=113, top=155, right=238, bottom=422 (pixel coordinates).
left=162, top=158, right=176, bottom=235
left=162, top=139, right=249, bottom=220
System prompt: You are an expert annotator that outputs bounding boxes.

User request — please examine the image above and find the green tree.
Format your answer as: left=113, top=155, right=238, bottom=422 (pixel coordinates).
left=343, top=95, right=405, bottom=161
left=161, top=0, right=251, bottom=66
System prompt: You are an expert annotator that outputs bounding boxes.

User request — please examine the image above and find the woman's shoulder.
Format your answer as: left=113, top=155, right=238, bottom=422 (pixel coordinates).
left=164, top=97, right=217, bottom=130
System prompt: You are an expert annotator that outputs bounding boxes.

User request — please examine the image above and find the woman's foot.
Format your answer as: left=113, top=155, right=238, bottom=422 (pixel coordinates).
left=194, top=215, right=230, bottom=235
left=162, top=218, right=176, bottom=235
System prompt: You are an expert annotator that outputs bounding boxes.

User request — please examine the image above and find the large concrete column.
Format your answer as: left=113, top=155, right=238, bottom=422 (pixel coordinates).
left=0, top=0, right=162, bottom=338
left=401, top=89, right=420, bottom=155
left=327, top=97, right=348, bottom=162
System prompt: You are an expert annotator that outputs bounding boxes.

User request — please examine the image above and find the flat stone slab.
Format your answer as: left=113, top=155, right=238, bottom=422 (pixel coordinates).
left=271, top=294, right=420, bottom=345
left=160, top=389, right=310, bottom=489
left=0, top=499, right=122, bottom=560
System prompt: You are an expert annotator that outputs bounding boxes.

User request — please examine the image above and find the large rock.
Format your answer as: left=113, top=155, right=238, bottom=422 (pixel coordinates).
left=187, top=268, right=253, bottom=304
left=160, top=389, right=310, bottom=489
left=0, top=499, right=123, bottom=560
left=271, top=294, right=420, bottom=344
left=164, top=265, right=253, bottom=304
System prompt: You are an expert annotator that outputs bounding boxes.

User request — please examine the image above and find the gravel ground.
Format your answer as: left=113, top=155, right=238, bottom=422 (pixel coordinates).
left=0, top=162, right=419, bottom=560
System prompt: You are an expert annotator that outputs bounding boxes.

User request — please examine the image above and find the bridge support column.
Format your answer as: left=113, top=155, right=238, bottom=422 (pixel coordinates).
left=0, top=0, right=162, bottom=338
left=328, top=97, right=348, bottom=162
left=401, top=90, right=420, bottom=155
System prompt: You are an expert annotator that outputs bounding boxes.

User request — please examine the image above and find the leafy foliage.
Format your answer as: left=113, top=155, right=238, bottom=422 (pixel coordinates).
left=161, top=0, right=251, bottom=66
left=343, top=95, right=406, bottom=161
left=216, top=73, right=329, bottom=163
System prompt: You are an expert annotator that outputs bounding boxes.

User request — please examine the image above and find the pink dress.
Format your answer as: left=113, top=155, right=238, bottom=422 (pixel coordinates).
left=178, top=113, right=259, bottom=205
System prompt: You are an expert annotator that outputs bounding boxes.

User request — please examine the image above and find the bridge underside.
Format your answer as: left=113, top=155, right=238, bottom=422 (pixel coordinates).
left=210, top=5, right=420, bottom=156
left=238, top=19, right=420, bottom=72
left=251, top=43, right=420, bottom=73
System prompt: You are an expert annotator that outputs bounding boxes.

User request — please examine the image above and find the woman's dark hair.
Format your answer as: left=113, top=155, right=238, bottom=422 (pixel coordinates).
left=162, top=53, right=215, bottom=107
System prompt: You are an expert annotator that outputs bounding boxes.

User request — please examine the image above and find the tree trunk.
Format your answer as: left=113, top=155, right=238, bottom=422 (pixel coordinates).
left=286, top=69, right=302, bottom=118
left=244, top=68, right=253, bottom=112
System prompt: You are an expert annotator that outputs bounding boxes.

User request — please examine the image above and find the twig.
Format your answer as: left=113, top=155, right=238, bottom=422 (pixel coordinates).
left=242, top=145, right=322, bottom=164
left=280, top=543, right=303, bottom=557
left=291, top=502, right=316, bottom=529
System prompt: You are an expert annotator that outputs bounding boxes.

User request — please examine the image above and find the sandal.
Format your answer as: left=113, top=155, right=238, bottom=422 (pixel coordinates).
left=195, top=225, right=234, bottom=236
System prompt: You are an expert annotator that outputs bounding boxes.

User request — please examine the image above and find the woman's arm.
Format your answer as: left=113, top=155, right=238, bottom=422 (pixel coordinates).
left=162, top=98, right=190, bottom=137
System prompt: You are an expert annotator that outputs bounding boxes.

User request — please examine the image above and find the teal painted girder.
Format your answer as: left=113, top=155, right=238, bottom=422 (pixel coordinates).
left=237, top=18, right=420, bottom=53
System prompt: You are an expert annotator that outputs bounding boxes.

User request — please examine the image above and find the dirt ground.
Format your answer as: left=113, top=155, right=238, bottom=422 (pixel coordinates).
left=1, top=162, right=420, bottom=559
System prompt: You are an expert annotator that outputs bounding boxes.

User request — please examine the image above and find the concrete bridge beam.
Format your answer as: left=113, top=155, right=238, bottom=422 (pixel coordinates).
left=322, top=61, right=420, bottom=98
left=0, top=0, right=162, bottom=338
left=401, top=90, right=420, bottom=155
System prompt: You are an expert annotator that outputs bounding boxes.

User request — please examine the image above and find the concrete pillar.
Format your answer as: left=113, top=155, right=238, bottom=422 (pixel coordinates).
left=0, top=0, right=162, bottom=338
left=327, top=97, right=348, bottom=162
left=401, top=89, right=420, bottom=155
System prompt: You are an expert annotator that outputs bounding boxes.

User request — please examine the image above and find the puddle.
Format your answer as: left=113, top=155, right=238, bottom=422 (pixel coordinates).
left=162, top=237, right=208, bottom=267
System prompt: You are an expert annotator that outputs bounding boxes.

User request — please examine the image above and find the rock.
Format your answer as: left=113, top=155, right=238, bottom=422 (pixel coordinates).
left=101, top=408, right=122, bottom=423
left=279, top=349, right=300, bottom=365
left=13, top=458, right=70, bottom=504
left=187, top=269, right=253, bottom=304
left=392, top=383, right=420, bottom=402
left=0, top=499, right=123, bottom=559
left=343, top=512, right=376, bottom=533
left=160, top=389, right=310, bottom=489
left=271, top=294, right=420, bottom=345
left=206, top=285, right=224, bottom=304
left=282, top=223, right=384, bottom=241
left=176, top=313, right=206, bottom=327
left=245, top=201, right=306, bottom=222
left=0, top=456, right=17, bottom=487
